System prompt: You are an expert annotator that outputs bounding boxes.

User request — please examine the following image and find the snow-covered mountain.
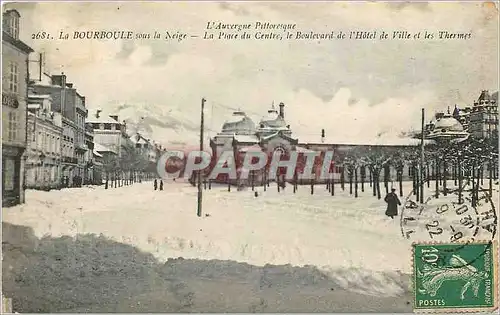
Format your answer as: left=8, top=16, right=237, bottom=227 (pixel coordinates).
left=106, top=103, right=217, bottom=148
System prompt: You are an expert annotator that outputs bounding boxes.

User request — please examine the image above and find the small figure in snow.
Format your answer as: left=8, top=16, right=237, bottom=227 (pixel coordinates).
left=154, top=179, right=158, bottom=191
left=384, top=188, right=401, bottom=219
left=159, top=180, right=164, bottom=191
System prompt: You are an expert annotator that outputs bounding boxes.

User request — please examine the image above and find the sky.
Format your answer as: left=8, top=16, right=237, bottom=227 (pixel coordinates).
left=7, top=1, right=499, bottom=144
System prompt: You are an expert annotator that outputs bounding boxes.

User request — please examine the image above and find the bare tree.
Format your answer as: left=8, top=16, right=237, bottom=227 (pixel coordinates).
left=364, top=146, right=391, bottom=200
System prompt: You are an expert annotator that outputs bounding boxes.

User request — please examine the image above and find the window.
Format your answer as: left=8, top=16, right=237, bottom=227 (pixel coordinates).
left=104, top=123, right=111, bottom=130
left=9, top=62, right=19, bottom=93
left=7, top=112, right=18, bottom=142
left=9, top=14, right=19, bottom=39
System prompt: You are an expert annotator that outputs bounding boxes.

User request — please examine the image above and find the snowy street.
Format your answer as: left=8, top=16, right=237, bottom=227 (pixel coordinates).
left=2, top=180, right=498, bottom=312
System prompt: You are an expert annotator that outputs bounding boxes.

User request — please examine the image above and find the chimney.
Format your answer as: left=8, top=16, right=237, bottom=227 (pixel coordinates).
left=321, top=129, right=325, bottom=143
left=110, top=115, right=118, bottom=121
left=279, top=102, right=285, bottom=118
left=96, top=110, right=102, bottom=118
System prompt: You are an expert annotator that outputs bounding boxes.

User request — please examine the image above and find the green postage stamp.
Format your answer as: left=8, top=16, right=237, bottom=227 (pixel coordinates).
left=413, top=241, right=498, bottom=312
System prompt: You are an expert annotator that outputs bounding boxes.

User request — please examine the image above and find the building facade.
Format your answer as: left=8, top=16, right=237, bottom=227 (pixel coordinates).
left=86, top=110, right=125, bottom=157
left=25, top=94, right=63, bottom=189
left=84, top=124, right=95, bottom=184
left=210, top=102, right=423, bottom=185
left=469, top=90, right=498, bottom=140
left=74, top=92, right=87, bottom=181
left=2, top=9, right=33, bottom=206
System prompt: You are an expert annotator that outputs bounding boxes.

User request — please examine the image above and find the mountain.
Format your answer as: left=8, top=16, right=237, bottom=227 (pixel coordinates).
left=107, top=103, right=217, bottom=148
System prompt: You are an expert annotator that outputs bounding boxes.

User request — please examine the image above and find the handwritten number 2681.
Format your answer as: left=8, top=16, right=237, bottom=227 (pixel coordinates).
left=425, top=220, right=443, bottom=238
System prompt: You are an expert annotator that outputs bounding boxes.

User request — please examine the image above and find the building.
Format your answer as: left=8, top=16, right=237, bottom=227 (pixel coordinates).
left=210, top=102, right=425, bottom=185
left=469, top=90, right=498, bottom=140
left=25, top=93, right=63, bottom=189
left=61, top=117, right=77, bottom=186
left=425, top=110, right=469, bottom=143
left=84, top=124, right=95, bottom=184
left=30, top=72, right=88, bottom=186
left=74, top=92, right=88, bottom=181
left=86, top=110, right=126, bottom=157
left=2, top=9, right=34, bottom=206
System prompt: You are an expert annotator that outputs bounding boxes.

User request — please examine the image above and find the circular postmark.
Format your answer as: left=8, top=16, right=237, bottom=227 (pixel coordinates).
left=400, top=154, right=498, bottom=268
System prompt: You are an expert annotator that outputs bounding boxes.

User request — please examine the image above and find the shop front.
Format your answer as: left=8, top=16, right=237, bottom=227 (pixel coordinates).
left=2, top=145, right=25, bottom=207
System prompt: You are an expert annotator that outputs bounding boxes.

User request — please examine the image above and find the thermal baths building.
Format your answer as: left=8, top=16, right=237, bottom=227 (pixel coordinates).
left=210, top=102, right=428, bottom=184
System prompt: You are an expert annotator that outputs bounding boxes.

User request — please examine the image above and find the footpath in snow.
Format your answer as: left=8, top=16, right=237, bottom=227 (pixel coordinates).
left=2, top=180, right=498, bottom=312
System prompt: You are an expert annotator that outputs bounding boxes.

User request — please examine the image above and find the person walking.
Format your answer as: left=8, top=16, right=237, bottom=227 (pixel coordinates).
left=154, top=179, right=158, bottom=191
left=159, top=180, right=164, bottom=191
left=384, top=188, right=401, bottom=219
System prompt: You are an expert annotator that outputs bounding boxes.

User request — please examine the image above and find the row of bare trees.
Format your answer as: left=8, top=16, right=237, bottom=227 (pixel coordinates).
left=101, top=145, right=158, bottom=190
left=335, top=137, right=498, bottom=203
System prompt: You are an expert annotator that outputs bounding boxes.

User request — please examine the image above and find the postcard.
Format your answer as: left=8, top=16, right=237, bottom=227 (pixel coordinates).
left=2, top=1, right=499, bottom=313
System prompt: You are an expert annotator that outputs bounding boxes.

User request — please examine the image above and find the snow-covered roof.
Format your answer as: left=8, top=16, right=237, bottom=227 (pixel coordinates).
left=93, top=142, right=117, bottom=154
left=233, top=135, right=259, bottom=143
left=297, top=135, right=432, bottom=146
left=93, top=149, right=103, bottom=157
left=86, top=114, right=121, bottom=124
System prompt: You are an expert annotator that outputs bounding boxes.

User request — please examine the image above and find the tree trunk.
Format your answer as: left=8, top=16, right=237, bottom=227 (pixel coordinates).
left=369, top=169, right=372, bottom=187
left=443, top=160, right=448, bottom=196
left=372, top=168, right=377, bottom=197
left=360, top=166, right=365, bottom=192
left=435, top=159, right=439, bottom=198
left=489, top=160, right=493, bottom=197
left=376, top=172, right=381, bottom=200
left=340, top=167, right=345, bottom=191
left=354, top=167, right=358, bottom=198
left=412, top=165, right=417, bottom=196
left=415, top=166, right=420, bottom=202
left=427, top=163, right=431, bottom=188
left=384, top=164, right=389, bottom=195
left=349, top=171, right=353, bottom=195
left=458, top=156, right=463, bottom=204
left=331, top=175, right=335, bottom=196
left=398, top=169, right=403, bottom=197
left=311, top=180, right=314, bottom=195
left=480, top=165, right=484, bottom=185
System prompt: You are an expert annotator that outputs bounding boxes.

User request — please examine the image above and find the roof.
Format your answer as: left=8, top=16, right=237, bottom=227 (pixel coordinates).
left=93, top=142, right=117, bottom=154
left=86, top=114, right=121, bottom=124
left=2, top=31, right=34, bottom=54
left=297, top=134, right=432, bottom=146
left=93, top=150, right=103, bottom=157
left=295, top=146, right=316, bottom=153
left=233, top=135, right=260, bottom=143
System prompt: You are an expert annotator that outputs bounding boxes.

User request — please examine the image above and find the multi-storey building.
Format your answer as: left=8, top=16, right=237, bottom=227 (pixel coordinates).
left=469, top=90, right=499, bottom=140
left=2, top=9, right=34, bottom=206
left=31, top=72, right=89, bottom=186
left=86, top=110, right=125, bottom=157
left=84, top=124, right=95, bottom=184
left=60, top=117, right=77, bottom=187
left=25, top=94, right=63, bottom=189
left=74, top=92, right=88, bottom=180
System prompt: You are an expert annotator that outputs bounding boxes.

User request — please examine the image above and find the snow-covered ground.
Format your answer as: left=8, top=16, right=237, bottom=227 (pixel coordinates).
left=2, top=180, right=498, bottom=312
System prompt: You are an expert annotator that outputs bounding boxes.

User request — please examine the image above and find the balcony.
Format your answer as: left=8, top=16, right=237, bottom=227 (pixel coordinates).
left=62, top=157, right=78, bottom=164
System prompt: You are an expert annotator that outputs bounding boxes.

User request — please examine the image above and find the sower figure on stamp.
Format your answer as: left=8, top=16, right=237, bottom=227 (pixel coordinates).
left=384, top=188, right=401, bottom=219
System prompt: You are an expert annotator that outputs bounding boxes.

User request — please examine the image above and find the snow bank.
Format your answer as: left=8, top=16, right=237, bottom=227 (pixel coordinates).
left=3, top=180, right=498, bottom=304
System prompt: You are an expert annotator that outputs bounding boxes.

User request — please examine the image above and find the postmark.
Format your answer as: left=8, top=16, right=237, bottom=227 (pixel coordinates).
left=400, top=161, right=498, bottom=268
left=412, top=241, right=498, bottom=312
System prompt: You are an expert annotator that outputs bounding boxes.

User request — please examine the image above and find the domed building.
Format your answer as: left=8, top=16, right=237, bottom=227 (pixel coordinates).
left=426, top=111, right=469, bottom=142
left=220, top=111, right=256, bottom=135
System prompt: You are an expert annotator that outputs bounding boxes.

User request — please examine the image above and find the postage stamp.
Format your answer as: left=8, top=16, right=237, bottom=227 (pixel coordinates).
left=413, top=241, right=498, bottom=312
